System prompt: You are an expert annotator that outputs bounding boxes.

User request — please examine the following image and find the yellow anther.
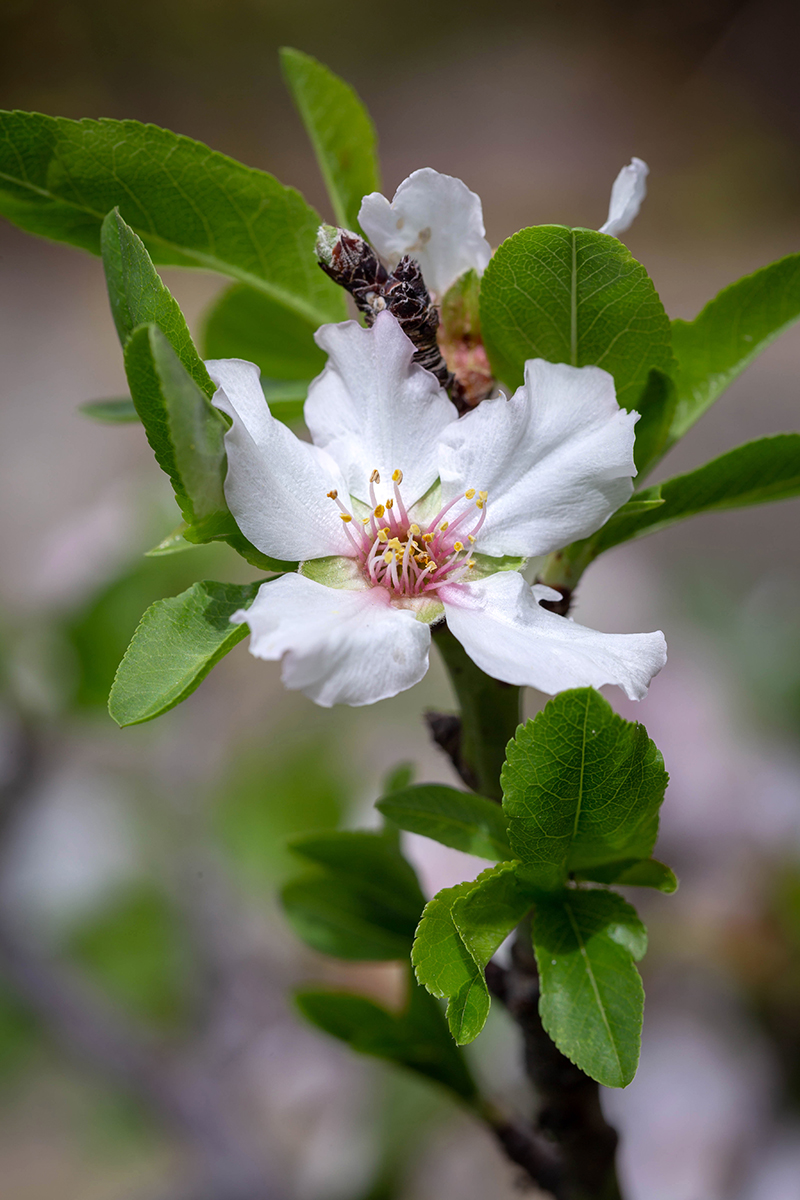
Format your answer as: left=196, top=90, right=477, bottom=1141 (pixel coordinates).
left=392, top=469, right=404, bottom=483
left=340, top=513, right=352, bottom=523
left=409, top=523, right=420, bottom=535
left=468, top=534, right=476, bottom=544
left=386, top=498, right=394, bottom=509
left=374, top=504, right=386, bottom=518
left=476, top=500, right=485, bottom=510
left=388, top=537, right=403, bottom=550
left=439, top=521, right=449, bottom=532
left=370, top=469, right=381, bottom=484
left=377, top=528, right=389, bottom=543
left=362, top=517, right=370, bottom=525
left=453, top=541, right=464, bottom=552
left=327, top=489, right=338, bottom=500
left=465, top=488, right=476, bottom=500
left=422, top=532, right=434, bottom=543
left=478, top=490, right=488, bottom=502
left=468, top=560, right=476, bottom=569
left=383, top=551, right=394, bottom=564
left=427, top=562, right=437, bottom=573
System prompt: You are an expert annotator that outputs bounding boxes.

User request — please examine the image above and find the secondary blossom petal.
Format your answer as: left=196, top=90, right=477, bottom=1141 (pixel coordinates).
left=358, top=168, right=492, bottom=299
left=599, top=157, right=649, bottom=238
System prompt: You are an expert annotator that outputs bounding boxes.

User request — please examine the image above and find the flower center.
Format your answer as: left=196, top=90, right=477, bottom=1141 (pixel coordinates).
left=327, top=469, right=487, bottom=598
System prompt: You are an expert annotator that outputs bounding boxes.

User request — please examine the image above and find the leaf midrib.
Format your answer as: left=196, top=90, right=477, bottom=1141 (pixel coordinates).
left=564, top=900, right=622, bottom=1078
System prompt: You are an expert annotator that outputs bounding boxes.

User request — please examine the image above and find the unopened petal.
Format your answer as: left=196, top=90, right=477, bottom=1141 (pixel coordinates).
left=208, top=358, right=351, bottom=562
left=234, top=573, right=431, bottom=707
left=358, top=168, right=492, bottom=298
left=441, top=571, right=666, bottom=701
left=306, top=313, right=457, bottom=507
left=437, top=359, right=637, bottom=558
left=599, top=157, right=649, bottom=238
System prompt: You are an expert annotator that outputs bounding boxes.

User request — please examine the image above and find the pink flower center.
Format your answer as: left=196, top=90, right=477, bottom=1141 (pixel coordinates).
left=327, top=469, right=487, bottom=598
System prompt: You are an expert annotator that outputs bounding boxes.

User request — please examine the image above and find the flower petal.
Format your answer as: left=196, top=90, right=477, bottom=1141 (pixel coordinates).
left=305, top=312, right=457, bottom=507
left=437, top=359, right=638, bottom=557
left=358, top=168, right=492, bottom=298
left=234, top=573, right=431, bottom=707
left=441, top=571, right=666, bottom=701
left=599, top=157, right=649, bottom=238
left=207, top=358, right=351, bottom=561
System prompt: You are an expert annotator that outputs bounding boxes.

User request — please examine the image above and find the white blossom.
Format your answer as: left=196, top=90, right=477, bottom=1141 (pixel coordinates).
left=358, top=160, right=649, bottom=300
left=208, top=312, right=666, bottom=708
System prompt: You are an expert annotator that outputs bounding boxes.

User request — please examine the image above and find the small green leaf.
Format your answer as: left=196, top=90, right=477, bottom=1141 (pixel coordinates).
left=574, top=859, right=678, bottom=893
left=0, top=110, right=346, bottom=327
left=632, top=368, right=677, bottom=476
left=282, top=830, right=425, bottom=961
left=108, top=579, right=260, bottom=726
left=101, top=208, right=213, bottom=396
left=79, top=397, right=139, bottom=423
left=502, top=689, right=668, bottom=890
left=145, top=523, right=196, bottom=557
left=280, top=47, right=380, bottom=232
left=296, top=974, right=477, bottom=1103
left=533, top=889, right=646, bottom=1088
left=412, top=863, right=532, bottom=1044
left=203, top=283, right=325, bottom=381
left=670, top=252, right=800, bottom=444
left=480, top=226, right=673, bottom=409
left=591, top=433, right=800, bottom=554
left=377, top=784, right=513, bottom=861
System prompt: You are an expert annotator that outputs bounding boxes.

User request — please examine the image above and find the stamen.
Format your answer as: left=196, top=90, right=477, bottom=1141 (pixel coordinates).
left=392, top=469, right=403, bottom=484
left=340, top=513, right=352, bottom=522
left=374, top=504, right=385, bottom=519
left=465, top=488, right=476, bottom=500
left=327, top=489, right=338, bottom=500
left=453, top=541, right=464, bottom=553
left=440, top=521, right=449, bottom=532
left=370, top=469, right=381, bottom=484
left=377, top=528, right=389, bottom=543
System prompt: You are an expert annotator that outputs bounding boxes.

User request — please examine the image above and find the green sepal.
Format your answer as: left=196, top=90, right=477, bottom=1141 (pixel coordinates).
left=79, top=397, right=139, bottom=423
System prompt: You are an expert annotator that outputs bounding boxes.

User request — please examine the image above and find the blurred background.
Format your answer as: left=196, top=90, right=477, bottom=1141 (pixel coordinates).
left=1, top=1, right=800, bottom=1197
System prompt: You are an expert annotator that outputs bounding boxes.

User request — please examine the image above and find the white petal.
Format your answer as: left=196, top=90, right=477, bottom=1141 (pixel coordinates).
left=234, top=573, right=431, bottom=707
left=305, top=312, right=457, bottom=507
left=437, top=359, right=637, bottom=558
left=207, top=358, right=351, bottom=561
left=599, top=157, right=649, bottom=238
left=358, top=168, right=492, bottom=298
left=441, top=572, right=666, bottom=701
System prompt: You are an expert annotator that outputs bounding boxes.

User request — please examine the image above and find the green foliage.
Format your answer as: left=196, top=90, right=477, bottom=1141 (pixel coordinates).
left=101, top=208, right=213, bottom=396
left=296, top=971, right=477, bottom=1104
left=377, top=784, right=513, bottom=861
left=282, top=830, right=426, bottom=961
left=203, top=283, right=326, bottom=380
left=591, top=433, right=800, bottom=554
left=68, top=885, right=190, bottom=1028
left=670, top=252, right=800, bottom=444
left=502, top=689, right=669, bottom=890
left=215, top=739, right=348, bottom=884
left=0, top=985, right=41, bottom=1082
left=632, top=368, right=677, bottom=476
left=79, top=397, right=139, bottom=423
left=574, top=858, right=678, bottom=892
left=108, top=579, right=261, bottom=726
left=0, top=110, right=346, bottom=327
left=533, top=889, right=646, bottom=1087
left=280, top=47, right=380, bottom=233
left=412, top=863, right=532, bottom=1044
left=480, top=225, right=673, bottom=409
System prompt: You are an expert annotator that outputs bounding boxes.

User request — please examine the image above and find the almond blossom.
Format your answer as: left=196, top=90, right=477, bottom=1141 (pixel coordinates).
left=208, top=312, right=666, bottom=708
left=358, top=159, right=649, bottom=299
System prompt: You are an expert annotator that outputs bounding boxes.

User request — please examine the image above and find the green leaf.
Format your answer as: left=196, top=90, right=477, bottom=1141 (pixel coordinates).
left=282, top=830, right=425, bottom=961
left=79, top=396, right=139, bottom=423
left=280, top=47, right=380, bottom=233
left=0, top=110, right=346, bottom=327
left=412, top=863, right=532, bottom=1044
left=203, top=283, right=325, bottom=381
left=591, top=433, right=800, bottom=554
left=632, top=368, right=677, bottom=476
left=108, top=579, right=260, bottom=726
left=377, top=784, right=513, bottom=861
left=480, top=226, right=673, bottom=409
left=501, top=689, right=668, bottom=890
left=296, top=973, right=477, bottom=1103
left=101, top=208, right=213, bottom=396
left=574, top=859, right=678, bottom=893
left=670, top=252, right=800, bottom=444
left=145, top=523, right=197, bottom=556
left=533, top=889, right=646, bottom=1087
